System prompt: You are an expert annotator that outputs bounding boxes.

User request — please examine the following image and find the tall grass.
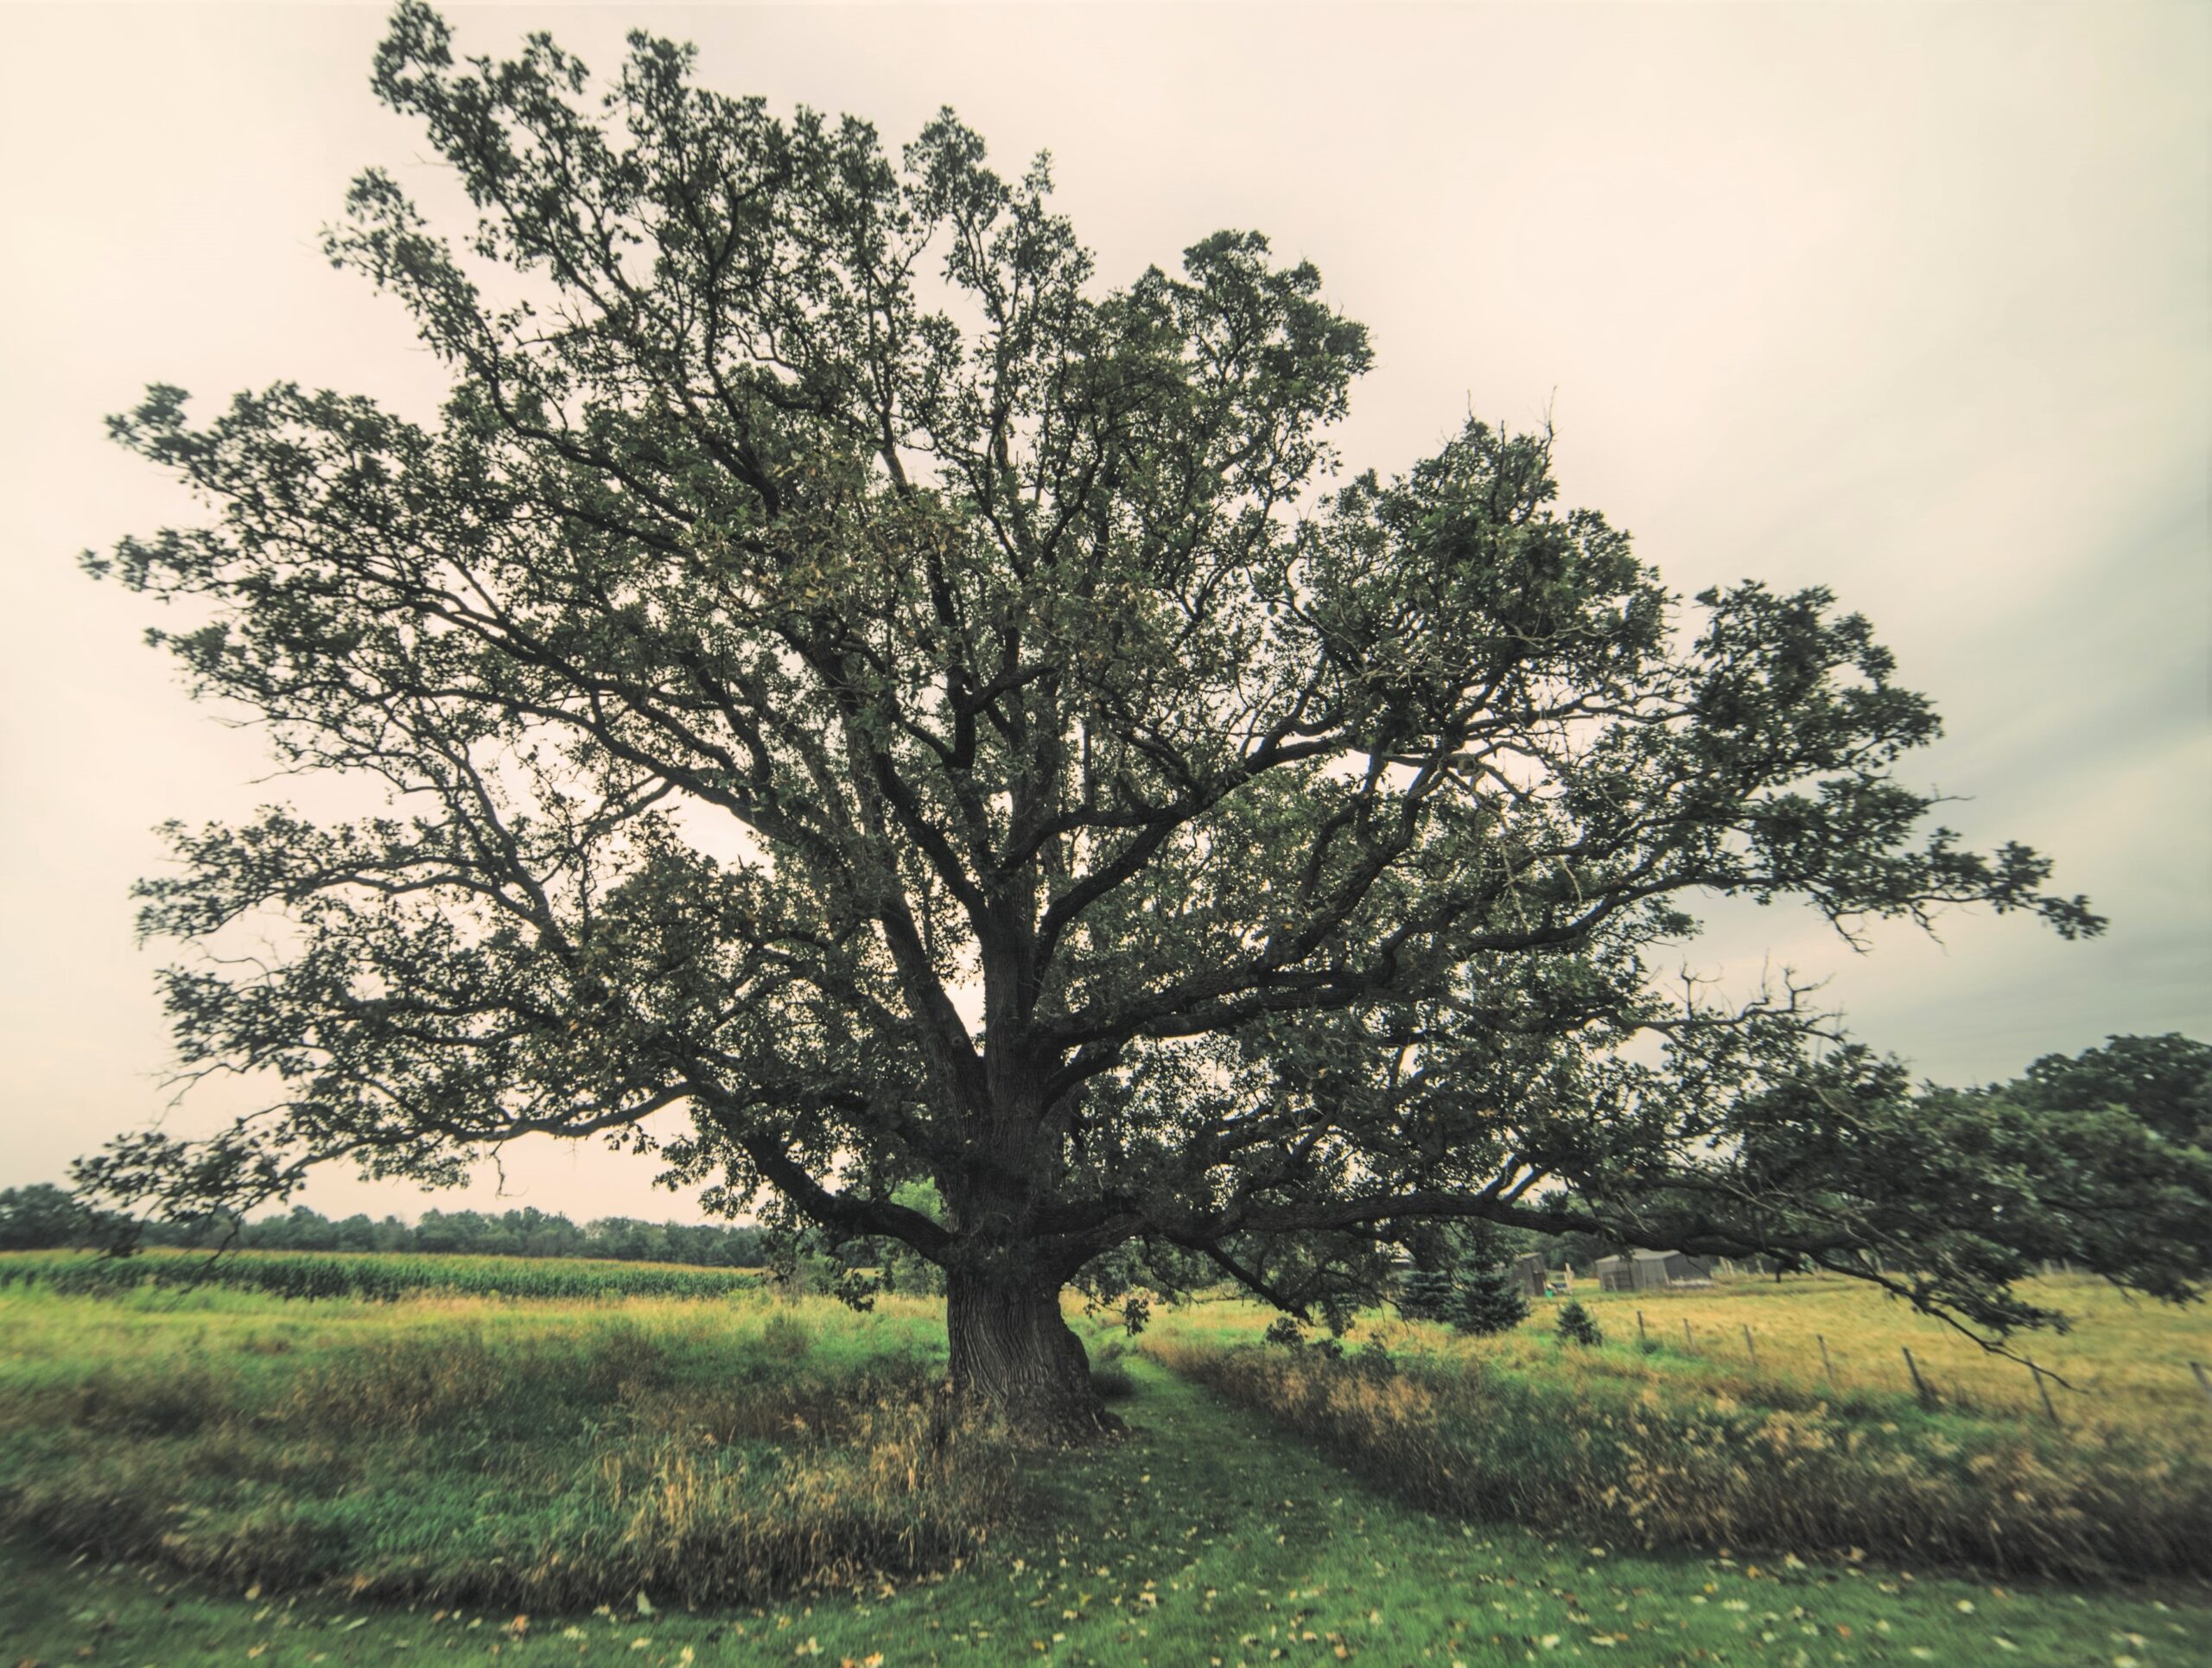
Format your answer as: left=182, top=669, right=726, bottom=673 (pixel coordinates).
left=0, top=1247, right=766, bottom=1303
left=1147, top=1330, right=2212, bottom=1581
left=0, top=1287, right=1016, bottom=1608
left=1530, top=1273, right=2212, bottom=1434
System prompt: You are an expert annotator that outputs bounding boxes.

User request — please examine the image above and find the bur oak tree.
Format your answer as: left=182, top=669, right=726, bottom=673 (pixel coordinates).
left=78, top=3, right=2157, bottom=1436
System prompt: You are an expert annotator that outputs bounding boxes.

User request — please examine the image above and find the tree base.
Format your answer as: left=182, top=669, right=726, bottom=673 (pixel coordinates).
left=945, top=1269, right=1122, bottom=1444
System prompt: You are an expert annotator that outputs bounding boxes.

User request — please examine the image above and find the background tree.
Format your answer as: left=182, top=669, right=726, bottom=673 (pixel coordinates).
left=74, top=3, right=2153, bottom=1436
left=0, top=1185, right=99, bottom=1251
left=1655, top=1035, right=2212, bottom=1335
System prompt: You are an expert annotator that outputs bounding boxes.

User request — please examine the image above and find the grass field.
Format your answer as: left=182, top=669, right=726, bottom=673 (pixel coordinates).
left=1154, top=1272, right=2212, bottom=1433
left=2, top=1258, right=2207, bottom=1665
left=1516, top=1274, right=2211, bottom=1432
left=0, top=1281, right=1007, bottom=1611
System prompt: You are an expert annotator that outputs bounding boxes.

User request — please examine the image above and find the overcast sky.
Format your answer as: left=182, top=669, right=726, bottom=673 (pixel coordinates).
left=2, top=0, right=2205, bottom=1225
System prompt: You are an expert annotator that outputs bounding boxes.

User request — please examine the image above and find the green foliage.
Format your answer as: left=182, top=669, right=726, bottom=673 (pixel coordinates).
left=127, top=1202, right=772, bottom=1265
left=1084, top=1332, right=1139, bottom=1401
left=0, top=1185, right=94, bottom=1251
left=1452, top=1262, right=1535, bottom=1337
left=1392, top=1263, right=1459, bottom=1326
left=1554, top=1299, right=1604, bottom=1347
left=1262, top=1315, right=1310, bottom=1349
left=2018, top=1032, right=2210, bottom=1144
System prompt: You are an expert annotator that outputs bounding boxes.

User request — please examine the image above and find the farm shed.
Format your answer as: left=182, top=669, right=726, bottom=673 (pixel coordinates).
left=1594, top=1249, right=1714, bottom=1292
left=1510, top=1252, right=1548, bottom=1297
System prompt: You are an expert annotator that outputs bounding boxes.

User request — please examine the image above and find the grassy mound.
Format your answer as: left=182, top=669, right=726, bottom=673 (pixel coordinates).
left=1146, top=1324, right=2212, bottom=1581
left=0, top=1287, right=1014, bottom=1608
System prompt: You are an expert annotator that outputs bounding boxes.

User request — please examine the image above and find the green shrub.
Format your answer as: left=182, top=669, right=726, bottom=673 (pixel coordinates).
left=1451, top=1264, right=1533, bottom=1336
left=1086, top=1335, right=1137, bottom=1400
left=1395, top=1232, right=1530, bottom=1337
left=761, top=1308, right=816, bottom=1359
left=1554, top=1299, right=1603, bottom=1346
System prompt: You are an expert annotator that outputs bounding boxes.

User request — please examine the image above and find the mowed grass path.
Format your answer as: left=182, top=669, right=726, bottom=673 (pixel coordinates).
left=6, top=1355, right=2206, bottom=1667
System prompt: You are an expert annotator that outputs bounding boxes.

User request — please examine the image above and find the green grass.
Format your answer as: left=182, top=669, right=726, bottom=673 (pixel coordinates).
left=1491, top=1273, right=2212, bottom=1436
left=1147, top=1272, right=2212, bottom=1437
left=3, top=1266, right=2208, bottom=1665
left=1150, top=1330, right=2212, bottom=1583
left=5, top=1358, right=2205, bottom=1665
left=0, top=1286, right=1007, bottom=1609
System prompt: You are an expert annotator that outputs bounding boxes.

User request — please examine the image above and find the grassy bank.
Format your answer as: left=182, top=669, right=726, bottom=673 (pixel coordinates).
left=1143, top=1276, right=2212, bottom=1582
left=0, top=1285, right=1008, bottom=1608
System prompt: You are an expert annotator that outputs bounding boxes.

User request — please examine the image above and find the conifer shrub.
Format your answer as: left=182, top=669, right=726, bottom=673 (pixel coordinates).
left=1554, top=1299, right=1604, bottom=1347
left=1395, top=1229, right=1531, bottom=1337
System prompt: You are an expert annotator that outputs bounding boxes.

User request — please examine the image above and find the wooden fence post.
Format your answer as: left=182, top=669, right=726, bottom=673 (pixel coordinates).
left=1902, top=1346, right=1935, bottom=1410
left=1637, top=1310, right=1648, bottom=1350
left=1817, top=1334, right=1834, bottom=1385
left=1742, top=1325, right=1758, bottom=1372
left=2192, top=1361, right=2212, bottom=1410
left=1683, top=1317, right=1694, bottom=1351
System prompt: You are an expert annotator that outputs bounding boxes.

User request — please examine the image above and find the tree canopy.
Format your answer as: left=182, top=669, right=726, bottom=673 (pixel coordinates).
left=75, top=2, right=2191, bottom=1434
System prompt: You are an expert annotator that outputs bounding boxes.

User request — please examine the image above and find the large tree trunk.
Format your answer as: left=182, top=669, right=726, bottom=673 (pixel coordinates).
left=945, top=1266, right=1120, bottom=1442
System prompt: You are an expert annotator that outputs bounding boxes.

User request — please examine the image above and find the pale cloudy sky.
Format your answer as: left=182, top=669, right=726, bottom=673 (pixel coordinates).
left=1, top=1, right=2205, bottom=1224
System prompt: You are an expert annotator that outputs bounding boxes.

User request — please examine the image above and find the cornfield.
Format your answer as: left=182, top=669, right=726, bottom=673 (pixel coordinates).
left=0, top=1249, right=766, bottom=1303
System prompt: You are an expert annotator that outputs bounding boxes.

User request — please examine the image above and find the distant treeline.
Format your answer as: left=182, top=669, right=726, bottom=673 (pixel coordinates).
left=0, top=1185, right=768, bottom=1267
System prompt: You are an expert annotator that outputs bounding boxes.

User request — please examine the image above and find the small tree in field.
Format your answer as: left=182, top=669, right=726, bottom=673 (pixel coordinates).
left=1554, top=1300, right=1604, bottom=1348
left=1452, top=1263, right=1535, bottom=1338
left=77, top=3, right=2204, bottom=1438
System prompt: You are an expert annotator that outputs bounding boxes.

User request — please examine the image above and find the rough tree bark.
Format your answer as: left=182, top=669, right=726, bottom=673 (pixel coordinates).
left=944, top=1265, right=1119, bottom=1441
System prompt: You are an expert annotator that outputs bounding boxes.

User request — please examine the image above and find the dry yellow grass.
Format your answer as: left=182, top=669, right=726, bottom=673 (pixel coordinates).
left=1153, top=1270, right=2212, bottom=1432
left=1478, top=1271, right=2212, bottom=1432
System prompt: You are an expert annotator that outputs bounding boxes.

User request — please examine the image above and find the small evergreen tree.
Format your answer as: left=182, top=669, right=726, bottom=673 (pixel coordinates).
left=1555, top=1299, right=1605, bottom=1347
left=1452, top=1260, right=1534, bottom=1337
left=1394, top=1260, right=1462, bottom=1325
left=1395, top=1226, right=1531, bottom=1335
